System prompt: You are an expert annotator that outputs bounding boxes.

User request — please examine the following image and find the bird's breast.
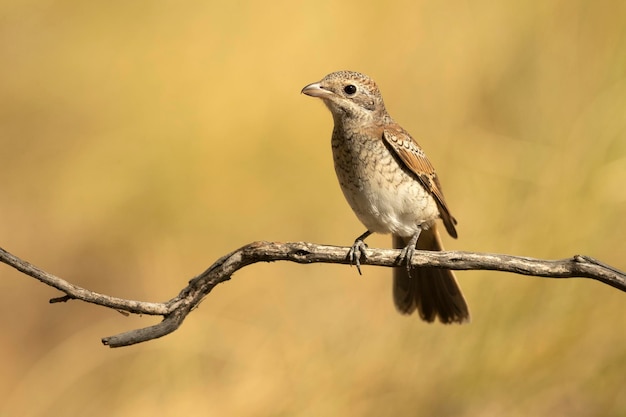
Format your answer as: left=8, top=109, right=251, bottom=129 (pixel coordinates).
left=331, top=127, right=440, bottom=236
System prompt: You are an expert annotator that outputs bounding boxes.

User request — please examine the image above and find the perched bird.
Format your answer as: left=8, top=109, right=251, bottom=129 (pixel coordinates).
left=301, top=70, right=469, bottom=324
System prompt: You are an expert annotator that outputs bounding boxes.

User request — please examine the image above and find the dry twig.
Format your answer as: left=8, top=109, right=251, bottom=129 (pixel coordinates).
left=1, top=242, right=624, bottom=348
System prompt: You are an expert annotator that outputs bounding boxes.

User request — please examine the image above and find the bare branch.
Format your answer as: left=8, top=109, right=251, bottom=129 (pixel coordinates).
left=1, top=242, right=624, bottom=348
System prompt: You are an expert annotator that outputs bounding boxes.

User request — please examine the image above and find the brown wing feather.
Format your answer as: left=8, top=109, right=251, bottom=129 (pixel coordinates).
left=382, top=125, right=458, bottom=238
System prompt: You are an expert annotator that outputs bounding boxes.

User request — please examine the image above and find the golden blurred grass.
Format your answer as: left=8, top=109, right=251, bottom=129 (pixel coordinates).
left=1, top=0, right=625, bottom=416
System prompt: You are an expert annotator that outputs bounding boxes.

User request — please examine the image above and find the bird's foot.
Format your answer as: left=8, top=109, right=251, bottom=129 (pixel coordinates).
left=398, top=245, right=415, bottom=274
left=348, top=231, right=372, bottom=275
left=397, top=231, right=421, bottom=276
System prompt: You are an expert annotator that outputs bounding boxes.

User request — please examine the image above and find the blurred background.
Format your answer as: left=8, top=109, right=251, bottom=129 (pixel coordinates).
left=1, top=0, right=625, bottom=416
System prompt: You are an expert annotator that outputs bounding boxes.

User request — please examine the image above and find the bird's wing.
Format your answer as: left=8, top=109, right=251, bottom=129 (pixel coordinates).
left=382, top=125, right=458, bottom=238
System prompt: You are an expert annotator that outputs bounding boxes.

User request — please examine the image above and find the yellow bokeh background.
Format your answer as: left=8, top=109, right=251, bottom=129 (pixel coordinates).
left=1, top=1, right=625, bottom=416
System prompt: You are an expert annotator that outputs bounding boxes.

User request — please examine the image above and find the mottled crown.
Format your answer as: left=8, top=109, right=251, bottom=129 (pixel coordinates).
left=321, top=70, right=380, bottom=92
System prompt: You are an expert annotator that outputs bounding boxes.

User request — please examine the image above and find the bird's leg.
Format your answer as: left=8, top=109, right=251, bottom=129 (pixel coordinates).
left=398, top=230, right=422, bottom=276
left=348, top=230, right=372, bottom=275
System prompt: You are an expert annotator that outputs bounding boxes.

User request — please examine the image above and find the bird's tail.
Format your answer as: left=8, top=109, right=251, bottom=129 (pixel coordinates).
left=392, top=225, right=470, bottom=323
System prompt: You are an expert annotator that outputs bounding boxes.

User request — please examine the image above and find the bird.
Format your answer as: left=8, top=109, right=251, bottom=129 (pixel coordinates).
left=301, top=70, right=469, bottom=324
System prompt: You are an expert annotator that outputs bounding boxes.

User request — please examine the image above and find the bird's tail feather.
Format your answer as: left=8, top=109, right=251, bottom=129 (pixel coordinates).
left=392, top=225, right=470, bottom=324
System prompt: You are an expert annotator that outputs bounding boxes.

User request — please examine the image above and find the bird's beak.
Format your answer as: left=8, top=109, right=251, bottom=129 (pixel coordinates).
left=301, top=82, right=332, bottom=98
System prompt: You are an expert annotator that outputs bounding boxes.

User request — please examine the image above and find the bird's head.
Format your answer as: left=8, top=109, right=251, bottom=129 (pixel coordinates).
left=301, top=71, right=388, bottom=124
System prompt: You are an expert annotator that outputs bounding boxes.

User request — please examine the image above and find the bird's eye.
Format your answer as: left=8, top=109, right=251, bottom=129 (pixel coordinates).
left=343, top=84, right=357, bottom=95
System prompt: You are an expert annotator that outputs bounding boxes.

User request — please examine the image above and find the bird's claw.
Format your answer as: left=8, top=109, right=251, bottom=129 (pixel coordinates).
left=398, top=231, right=421, bottom=277
left=398, top=244, right=416, bottom=274
left=348, top=239, right=368, bottom=275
